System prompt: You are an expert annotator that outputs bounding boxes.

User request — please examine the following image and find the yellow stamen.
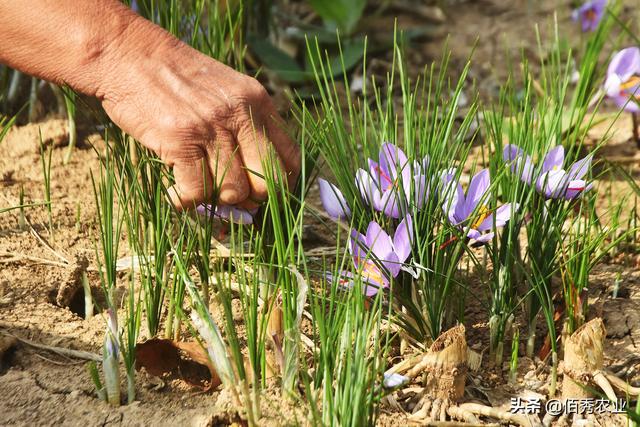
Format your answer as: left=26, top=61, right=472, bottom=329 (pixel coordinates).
left=471, top=205, right=491, bottom=229
left=361, top=260, right=385, bottom=285
left=620, top=75, right=640, bottom=91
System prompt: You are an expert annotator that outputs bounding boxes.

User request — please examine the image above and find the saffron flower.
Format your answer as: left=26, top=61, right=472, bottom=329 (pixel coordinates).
left=356, top=143, right=428, bottom=218
left=503, top=145, right=593, bottom=200
left=196, top=204, right=257, bottom=225
left=443, top=169, right=516, bottom=244
left=318, top=178, right=351, bottom=220
left=604, top=47, right=640, bottom=113
left=572, top=0, right=606, bottom=32
left=338, top=215, right=413, bottom=297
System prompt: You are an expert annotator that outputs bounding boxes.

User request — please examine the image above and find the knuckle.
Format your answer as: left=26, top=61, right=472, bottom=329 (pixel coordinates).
left=172, top=115, right=209, bottom=137
left=230, top=77, right=269, bottom=110
left=242, top=77, right=269, bottom=102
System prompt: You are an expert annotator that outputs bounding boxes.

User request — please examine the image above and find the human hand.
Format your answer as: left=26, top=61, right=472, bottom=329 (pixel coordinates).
left=96, top=17, right=300, bottom=209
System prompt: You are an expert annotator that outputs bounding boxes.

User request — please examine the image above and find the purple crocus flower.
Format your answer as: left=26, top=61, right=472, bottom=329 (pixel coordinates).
left=355, top=143, right=429, bottom=218
left=335, top=215, right=413, bottom=297
left=196, top=204, right=257, bottom=225
left=443, top=169, right=516, bottom=244
left=604, top=47, right=640, bottom=113
left=503, top=145, right=593, bottom=200
left=318, top=178, right=351, bottom=220
left=413, top=156, right=430, bottom=209
left=572, top=0, right=607, bottom=32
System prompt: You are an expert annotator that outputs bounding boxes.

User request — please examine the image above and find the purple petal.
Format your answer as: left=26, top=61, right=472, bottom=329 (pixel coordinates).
left=564, top=179, right=590, bottom=200
left=380, top=190, right=402, bottom=219
left=604, top=48, right=640, bottom=111
left=471, top=231, right=495, bottom=244
left=463, top=169, right=491, bottom=219
left=349, top=229, right=367, bottom=259
left=604, top=74, right=623, bottom=98
left=196, top=204, right=211, bottom=216
left=610, top=90, right=640, bottom=113
left=421, top=156, right=430, bottom=174
left=575, top=0, right=606, bottom=32
left=380, top=252, right=401, bottom=278
left=363, top=282, right=383, bottom=297
left=476, top=203, right=517, bottom=232
left=326, top=270, right=382, bottom=297
left=517, top=156, right=534, bottom=184
left=466, top=229, right=481, bottom=240
left=379, top=143, right=411, bottom=187
left=355, top=169, right=380, bottom=207
left=413, top=156, right=430, bottom=177
left=503, top=144, right=533, bottom=183
left=197, top=204, right=256, bottom=225
left=368, top=158, right=380, bottom=181
left=318, top=178, right=351, bottom=220
left=393, top=215, right=413, bottom=263
left=571, top=8, right=579, bottom=22
left=567, top=156, right=592, bottom=181
left=467, top=228, right=494, bottom=244
left=365, top=221, right=394, bottom=259
left=215, top=205, right=255, bottom=224
left=606, top=47, right=640, bottom=87
left=503, top=144, right=524, bottom=162
left=537, top=169, right=569, bottom=199
left=413, top=160, right=422, bottom=174
left=414, top=174, right=429, bottom=208
left=371, top=192, right=387, bottom=214
left=542, top=146, right=565, bottom=173
left=446, top=183, right=465, bottom=225
left=444, top=182, right=465, bottom=224
left=438, top=168, right=458, bottom=198
left=495, top=203, right=518, bottom=226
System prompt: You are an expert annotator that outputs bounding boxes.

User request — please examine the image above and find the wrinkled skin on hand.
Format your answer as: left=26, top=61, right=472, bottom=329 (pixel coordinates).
left=100, top=40, right=300, bottom=209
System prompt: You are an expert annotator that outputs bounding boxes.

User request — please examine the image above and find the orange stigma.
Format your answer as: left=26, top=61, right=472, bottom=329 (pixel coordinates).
left=584, top=8, right=597, bottom=23
left=620, top=75, right=640, bottom=99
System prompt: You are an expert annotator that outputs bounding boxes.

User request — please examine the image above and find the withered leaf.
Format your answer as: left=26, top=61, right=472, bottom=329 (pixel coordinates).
left=135, top=338, right=221, bottom=391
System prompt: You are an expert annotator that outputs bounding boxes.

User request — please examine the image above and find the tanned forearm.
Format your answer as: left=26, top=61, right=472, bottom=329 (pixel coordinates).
left=0, top=0, right=170, bottom=99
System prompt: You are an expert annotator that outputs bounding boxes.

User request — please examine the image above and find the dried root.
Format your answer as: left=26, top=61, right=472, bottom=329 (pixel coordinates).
left=382, top=325, right=467, bottom=423
left=388, top=325, right=544, bottom=426
left=457, top=403, right=538, bottom=427
left=602, top=370, right=640, bottom=396
left=561, top=318, right=638, bottom=401
left=408, top=324, right=468, bottom=401
left=562, top=318, right=606, bottom=400
left=552, top=318, right=639, bottom=426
